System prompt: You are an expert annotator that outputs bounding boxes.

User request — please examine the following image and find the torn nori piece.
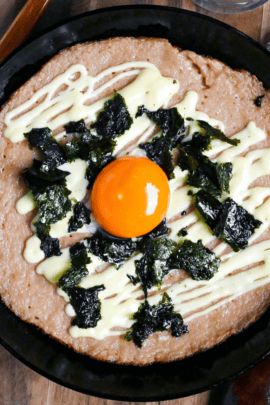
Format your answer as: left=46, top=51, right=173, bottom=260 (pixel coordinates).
left=64, top=119, right=89, bottom=134
left=63, top=118, right=117, bottom=187
left=197, top=120, right=240, bottom=146
left=22, top=159, right=70, bottom=194
left=58, top=242, right=90, bottom=292
left=91, top=92, right=133, bottom=139
left=68, top=202, right=91, bottom=233
left=195, top=190, right=221, bottom=228
left=63, top=133, right=116, bottom=188
left=136, top=106, right=186, bottom=148
left=177, top=148, right=199, bottom=172
left=86, top=234, right=138, bottom=269
left=68, top=285, right=105, bottom=328
left=177, top=228, right=188, bottom=237
left=144, top=219, right=169, bottom=239
left=137, top=106, right=187, bottom=180
left=63, top=141, right=81, bottom=161
left=34, top=184, right=72, bottom=226
left=178, top=146, right=232, bottom=197
left=125, top=293, right=188, bottom=348
left=254, top=95, right=265, bottom=107
left=63, top=122, right=102, bottom=161
left=85, top=138, right=116, bottom=188
left=35, top=221, right=61, bottom=258
left=195, top=190, right=262, bottom=251
left=170, top=240, right=220, bottom=280
left=25, top=127, right=66, bottom=172
left=139, top=136, right=175, bottom=179
left=213, top=198, right=262, bottom=252
left=63, top=132, right=95, bottom=161
left=128, top=256, right=153, bottom=296
left=182, top=132, right=212, bottom=154
left=129, top=238, right=177, bottom=297
left=178, top=150, right=232, bottom=197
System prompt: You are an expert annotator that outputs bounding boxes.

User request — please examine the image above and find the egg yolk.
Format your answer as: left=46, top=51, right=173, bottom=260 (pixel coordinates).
left=91, top=156, right=170, bottom=238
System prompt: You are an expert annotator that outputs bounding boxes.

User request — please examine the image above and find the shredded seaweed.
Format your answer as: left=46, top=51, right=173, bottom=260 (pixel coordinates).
left=137, top=106, right=187, bottom=179
left=63, top=141, right=81, bottom=161
left=85, top=139, right=116, bottom=188
left=68, top=285, right=105, bottom=329
left=139, top=136, right=175, bottom=179
left=195, top=190, right=262, bottom=251
left=63, top=132, right=116, bottom=188
left=125, top=293, right=188, bottom=348
left=129, top=234, right=220, bottom=294
left=86, top=234, right=138, bottom=269
left=22, top=128, right=73, bottom=257
left=177, top=148, right=199, bottom=172
left=25, top=127, right=66, bottom=172
left=178, top=146, right=232, bottom=197
left=91, top=92, right=133, bottom=139
left=197, top=121, right=240, bottom=146
left=129, top=238, right=177, bottom=297
left=170, top=240, right=220, bottom=280
left=64, top=118, right=117, bottom=188
left=58, top=242, right=90, bottom=292
left=254, top=95, right=265, bottom=107
left=178, top=150, right=232, bottom=197
left=144, top=219, right=169, bottom=239
left=136, top=106, right=186, bottom=148
left=177, top=228, right=188, bottom=237
left=34, top=184, right=72, bottom=226
left=34, top=221, right=61, bottom=258
left=22, top=159, right=70, bottom=194
left=64, top=119, right=89, bottom=134
left=63, top=130, right=100, bottom=159
left=68, top=202, right=91, bottom=233
left=182, top=132, right=212, bottom=153
left=33, top=184, right=71, bottom=257
left=23, top=126, right=71, bottom=191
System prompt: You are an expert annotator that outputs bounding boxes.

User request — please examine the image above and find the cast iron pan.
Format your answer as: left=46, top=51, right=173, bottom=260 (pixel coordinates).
left=1, top=5, right=270, bottom=401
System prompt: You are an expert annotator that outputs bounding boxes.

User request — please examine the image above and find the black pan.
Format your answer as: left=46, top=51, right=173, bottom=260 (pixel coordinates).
left=1, top=5, right=270, bottom=401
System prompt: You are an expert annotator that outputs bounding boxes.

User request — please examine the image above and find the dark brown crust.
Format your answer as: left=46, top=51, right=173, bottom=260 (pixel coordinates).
left=1, top=37, right=270, bottom=365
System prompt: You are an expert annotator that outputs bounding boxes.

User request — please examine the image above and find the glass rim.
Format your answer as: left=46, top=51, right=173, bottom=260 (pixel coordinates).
left=191, top=0, right=270, bottom=14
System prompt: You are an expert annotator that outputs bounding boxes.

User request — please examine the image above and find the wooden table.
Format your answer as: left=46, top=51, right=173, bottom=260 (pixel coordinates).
left=1, top=0, right=270, bottom=404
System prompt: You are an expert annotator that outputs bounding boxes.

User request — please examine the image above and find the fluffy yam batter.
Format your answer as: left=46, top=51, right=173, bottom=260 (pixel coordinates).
left=1, top=37, right=270, bottom=365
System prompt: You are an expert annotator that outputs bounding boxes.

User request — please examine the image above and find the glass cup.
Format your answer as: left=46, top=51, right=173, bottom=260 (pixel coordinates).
left=191, top=0, right=270, bottom=14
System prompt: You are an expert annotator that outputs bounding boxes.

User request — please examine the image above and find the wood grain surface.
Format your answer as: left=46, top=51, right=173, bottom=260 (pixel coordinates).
left=0, top=0, right=52, bottom=63
left=1, top=0, right=270, bottom=404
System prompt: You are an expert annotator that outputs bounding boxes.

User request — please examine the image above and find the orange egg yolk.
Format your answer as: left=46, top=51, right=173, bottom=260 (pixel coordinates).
left=91, top=156, right=171, bottom=238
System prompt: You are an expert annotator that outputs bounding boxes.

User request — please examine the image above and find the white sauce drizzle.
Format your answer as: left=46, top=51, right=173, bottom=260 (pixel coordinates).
left=58, top=159, right=88, bottom=201
left=6, top=63, right=270, bottom=341
left=24, top=235, right=44, bottom=263
left=16, top=191, right=36, bottom=214
left=5, top=62, right=177, bottom=144
left=14, top=64, right=179, bottom=262
left=36, top=248, right=71, bottom=282
left=22, top=157, right=89, bottom=260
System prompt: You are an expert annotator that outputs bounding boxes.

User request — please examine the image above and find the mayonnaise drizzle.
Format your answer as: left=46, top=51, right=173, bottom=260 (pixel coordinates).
left=5, top=62, right=177, bottom=144
left=7, top=63, right=270, bottom=341
left=13, top=63, right=179, bottom=263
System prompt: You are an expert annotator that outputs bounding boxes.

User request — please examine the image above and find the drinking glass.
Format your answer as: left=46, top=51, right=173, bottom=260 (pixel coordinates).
left=191, top=0, right=270, bottom=14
